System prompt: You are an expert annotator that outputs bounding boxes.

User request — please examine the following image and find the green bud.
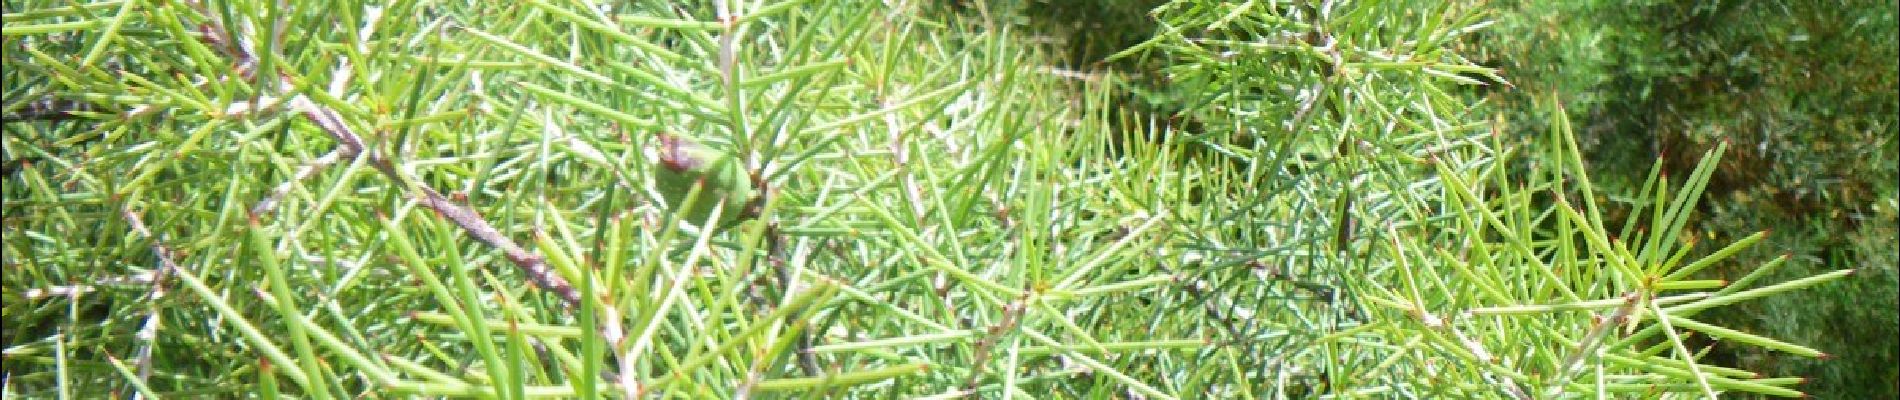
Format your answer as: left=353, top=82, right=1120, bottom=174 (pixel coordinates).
left=653, top=132, right=758, bottom=232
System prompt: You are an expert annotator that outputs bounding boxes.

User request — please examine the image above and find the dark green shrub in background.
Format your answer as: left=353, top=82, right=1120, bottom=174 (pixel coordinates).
left=1473, top=1, right=1898, bottom=397
left=1099, top=1, right=1855, bottom=396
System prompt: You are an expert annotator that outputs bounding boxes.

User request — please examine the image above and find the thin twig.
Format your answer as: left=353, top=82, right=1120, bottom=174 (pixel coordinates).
left=961, top=294, right=1027, bottom=393
left=251, top=149, right=341, bottom=216
left=178, top=1, right=629, bottom=394
left=769, top=223, right=823, bottom=377
left=120, top=208, right=177, bottom=397
left=1386, top=224, right=1530, bottom=400
left=1541, top=292, right=1642, bottom=398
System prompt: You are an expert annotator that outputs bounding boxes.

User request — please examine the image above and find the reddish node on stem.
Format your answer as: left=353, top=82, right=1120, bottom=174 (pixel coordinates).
left=1817, top=353, right=1833, bottom=360
left=656, top=132, right=701, bottom=172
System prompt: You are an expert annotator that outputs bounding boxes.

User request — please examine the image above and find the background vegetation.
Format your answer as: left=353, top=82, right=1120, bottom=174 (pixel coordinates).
left=1471, top=1, right=1898, bottom=397
left=3, top=0, right=1890, bottom=398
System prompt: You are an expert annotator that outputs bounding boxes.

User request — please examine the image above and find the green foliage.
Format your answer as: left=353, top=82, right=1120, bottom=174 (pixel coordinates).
left=1, top=0, right=1870, bottom=398
left=1474, top=0, right=1900, bottom=397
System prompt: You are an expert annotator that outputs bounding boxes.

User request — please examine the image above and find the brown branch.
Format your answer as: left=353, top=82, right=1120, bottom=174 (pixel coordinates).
left=179, top=1, right=629, bottom=394
left=1541, top=292, right=1643, bottom=398
left=961, top=294, right=1027, bottom=393
left=121, top=207, right=178, bottom=388
left=181, top=0, right=593, bottom=316
left=250, top=148, right=341, bottom=216
left=766, top=223, right=821, bottom=378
